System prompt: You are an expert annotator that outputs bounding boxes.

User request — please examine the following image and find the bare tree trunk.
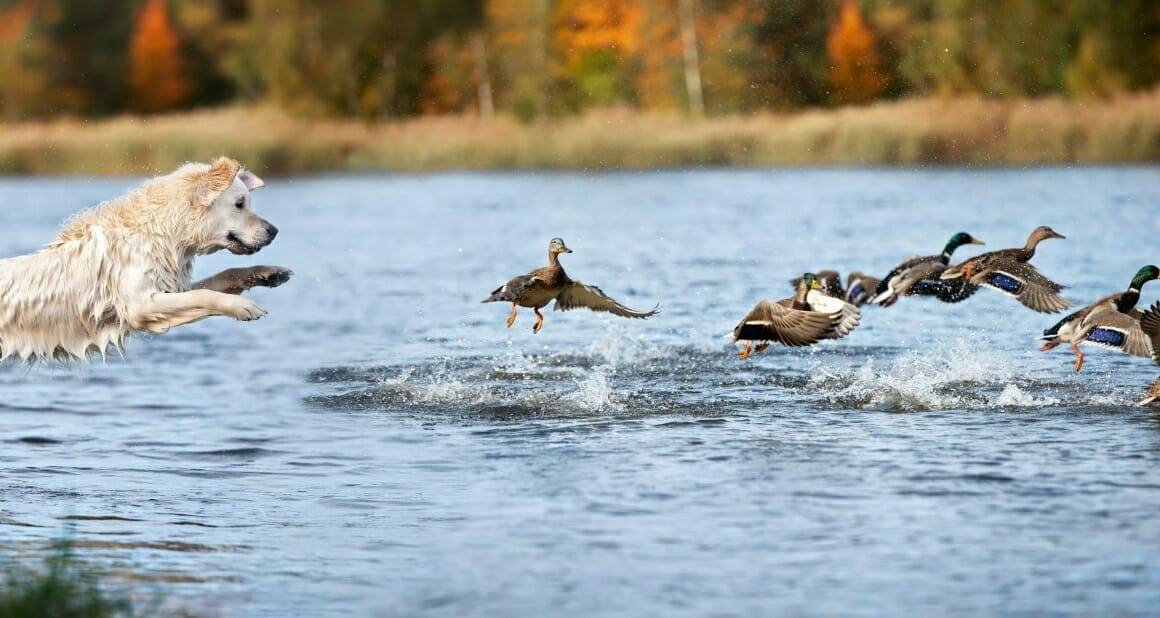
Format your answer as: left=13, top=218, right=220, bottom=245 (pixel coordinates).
left=472, top=33, right=494, bottom=119
left=679, top=0, right=704, bottom=117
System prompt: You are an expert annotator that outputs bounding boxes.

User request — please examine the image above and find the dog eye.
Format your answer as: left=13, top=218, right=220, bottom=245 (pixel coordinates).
left=235, top=198, right=245, bottom=209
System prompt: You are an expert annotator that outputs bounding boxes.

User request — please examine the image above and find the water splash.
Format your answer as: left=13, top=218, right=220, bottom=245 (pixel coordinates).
left=563, top=368, right=624, bottom=413
left=995, top=384, right=1060, bottom=407
left=811, top=339, right=1027, bottom=411
left=577, top=322, right=668, bottom=369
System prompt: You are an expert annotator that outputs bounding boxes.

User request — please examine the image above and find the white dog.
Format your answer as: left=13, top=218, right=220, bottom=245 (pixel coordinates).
left=0, top=157, right=292, bottom=362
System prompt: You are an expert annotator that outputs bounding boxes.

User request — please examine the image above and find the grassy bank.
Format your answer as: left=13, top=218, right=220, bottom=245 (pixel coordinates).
left=1, top=90, right=1157, bottom=175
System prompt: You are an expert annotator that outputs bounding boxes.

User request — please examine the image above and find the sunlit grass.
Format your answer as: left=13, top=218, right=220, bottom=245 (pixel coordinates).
left=0, top=89, right=1156, bottom=175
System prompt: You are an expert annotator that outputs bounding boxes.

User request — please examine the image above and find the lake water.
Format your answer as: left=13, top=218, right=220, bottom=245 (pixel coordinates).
left=1, top=168, right=1159, bottom=616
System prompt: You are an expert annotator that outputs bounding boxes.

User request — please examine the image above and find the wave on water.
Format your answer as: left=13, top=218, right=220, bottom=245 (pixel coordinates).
left=309, top=327, right=1140, bottom=417
left=809, top=338, right=1132, bottom=411
left=306, top=324, right=714, bottom=417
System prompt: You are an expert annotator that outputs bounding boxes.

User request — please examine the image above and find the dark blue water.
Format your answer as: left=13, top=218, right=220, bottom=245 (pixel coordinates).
left=1, top=168, right=1159, bottom=616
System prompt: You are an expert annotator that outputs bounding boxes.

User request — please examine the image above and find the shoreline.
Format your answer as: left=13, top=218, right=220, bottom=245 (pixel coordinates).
left=1, top=90, right=1156, bottom=176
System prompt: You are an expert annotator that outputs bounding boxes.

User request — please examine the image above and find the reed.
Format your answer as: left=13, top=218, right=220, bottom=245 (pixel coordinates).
left=0, top=90, right=1156, bottom=175
left=0, top=542, right=136, bottom=618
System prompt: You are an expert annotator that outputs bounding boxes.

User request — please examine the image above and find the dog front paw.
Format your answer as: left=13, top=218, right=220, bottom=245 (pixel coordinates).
left=245, top=265, right=293, bottom=289
left=221, top=296, right=268, bottom=321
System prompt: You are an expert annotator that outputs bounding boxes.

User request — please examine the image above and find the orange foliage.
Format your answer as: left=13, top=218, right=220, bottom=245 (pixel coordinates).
left=554, top=0, right=642, bottom=68
left=636, top=0, right=683, bottom=109
left=827, top=1, right=888, bottom=104
left=129, top=0, right=193, bottom=112
left=0, top=0, right=33, bottom=42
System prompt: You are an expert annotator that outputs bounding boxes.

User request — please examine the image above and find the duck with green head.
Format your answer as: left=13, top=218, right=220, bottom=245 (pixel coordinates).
left=1039, top=265, right=1159, bottom=371
left=871, top=231, right=985, bottom=307
left=733, top=272, right=861, bottom=360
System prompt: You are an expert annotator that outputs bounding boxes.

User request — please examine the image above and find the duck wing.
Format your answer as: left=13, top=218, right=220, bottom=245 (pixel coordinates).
left=908, top=279, right=980, bottom=303
left=845, top=274, right=880, bottom=307
left=872, top=255, right=943, bottom=305
left=979, top=260, right=1070, bottom=313
left=553, top=281, right=659, bottom=319
left=733, top=299, right=840, bottom=347
left=806, top=290, right=861, bottom=339
left=1080, top=308, right=1152, bottom=358
left=483, top=273, right=546, bottom=303
left=1139, top=302, right=1160, bottom=365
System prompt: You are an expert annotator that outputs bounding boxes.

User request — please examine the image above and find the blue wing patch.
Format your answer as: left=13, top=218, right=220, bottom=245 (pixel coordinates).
left=848, top=282, right=865, bottom=300
left=987, top=272, right=1023, bottom=294
left=1086, top=328, right=1127, bottom=347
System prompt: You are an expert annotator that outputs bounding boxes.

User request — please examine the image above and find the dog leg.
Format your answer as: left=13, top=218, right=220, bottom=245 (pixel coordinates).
left=131, top=290, right=266, bottom=333
left=193, top=266, right=293, bottom=295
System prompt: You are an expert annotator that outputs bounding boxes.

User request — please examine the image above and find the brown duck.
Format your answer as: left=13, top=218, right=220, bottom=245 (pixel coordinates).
left=483, top=237, right=659, bottom=333
left=734, top=273, right=860, bottom=360
left=940, top=226, right=1070, bottom=313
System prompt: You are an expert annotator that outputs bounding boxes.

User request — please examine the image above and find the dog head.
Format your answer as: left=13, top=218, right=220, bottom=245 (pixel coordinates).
left=190, top=157, right=279, bottom=256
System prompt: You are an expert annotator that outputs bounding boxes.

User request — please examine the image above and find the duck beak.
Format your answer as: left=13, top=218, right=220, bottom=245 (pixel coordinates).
left=563, top=247, right=573, bottom=253
left=1052, top=232, right=1067, bottom=240
left=970, top=237, right=985, bottom=245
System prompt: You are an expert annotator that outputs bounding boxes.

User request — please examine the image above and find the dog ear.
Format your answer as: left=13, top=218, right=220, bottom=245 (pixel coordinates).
left=239, top=170, right=265, bottom=191
left=205, top=157, right=241, bottom=196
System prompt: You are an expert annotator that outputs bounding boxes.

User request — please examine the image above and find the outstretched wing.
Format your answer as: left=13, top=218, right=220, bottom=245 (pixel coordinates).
left=1080, top=308, right=1152, bottom=358
left=1139, top=302, right=1160, bottom=365
left=553, top=281, right=659, bottom=319
left=732, top=300, right=839, bottom=347
left=806, top=290, right=861, bottom=339
left=981, top=260, right=1070, bottom=313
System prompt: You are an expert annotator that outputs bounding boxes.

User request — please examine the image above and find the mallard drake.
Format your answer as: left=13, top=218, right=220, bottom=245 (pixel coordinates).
left=1039, top=265, right=1159, bottom=371
left=734, top=272, right=861, bottom=360
left=482, top=237, right=659, bottom=333
left=791, top=270, right=880, bottom=307
left=1139, top=377, right=1160, bottom=406
left=871, top=232, right=984, bottom=307
left=844, top=272, right=880, bottom=307
left=940, top=226, right=1070, bottom=313
left=790, top=270, right=844, bottom=298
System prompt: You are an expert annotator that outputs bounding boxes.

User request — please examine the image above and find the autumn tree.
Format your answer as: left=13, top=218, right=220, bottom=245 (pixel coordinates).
left=827, top=1, right=888, bottom=104
left=552, top=0, right=643, bottom=109
left=0, top=0, right=49, bottom=119
left=129, top=0, right=193, bottom=112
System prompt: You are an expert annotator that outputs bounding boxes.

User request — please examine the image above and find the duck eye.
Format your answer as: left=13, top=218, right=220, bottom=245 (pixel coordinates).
left=235, top=198, right=245, bottom=209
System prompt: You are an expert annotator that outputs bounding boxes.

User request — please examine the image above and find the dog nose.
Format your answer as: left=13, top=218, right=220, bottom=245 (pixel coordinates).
left=265, top=223, right=278, bottom=241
